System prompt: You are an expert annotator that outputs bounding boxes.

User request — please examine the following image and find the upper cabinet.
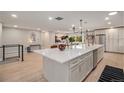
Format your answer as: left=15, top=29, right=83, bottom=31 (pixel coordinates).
left=95, top=28, right=124, bottom=53
left=0, top=23, right=2, bottom=46
left=118, top=28, right=124, bottom=53
left=105, top=28, right=124, bottom=53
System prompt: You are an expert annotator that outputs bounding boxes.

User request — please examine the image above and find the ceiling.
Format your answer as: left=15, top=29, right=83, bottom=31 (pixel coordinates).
left=0, top=11, right=123, bottom=33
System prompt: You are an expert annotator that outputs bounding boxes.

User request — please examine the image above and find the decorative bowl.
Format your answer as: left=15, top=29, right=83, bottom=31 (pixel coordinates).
left=58, top=44, right=66, bottom=51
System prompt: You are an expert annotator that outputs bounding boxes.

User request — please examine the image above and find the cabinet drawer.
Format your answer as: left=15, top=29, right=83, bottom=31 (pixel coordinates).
left=69, top=51, right=93, bottom=68
left=79, top=51, right=93, bottom=61
left=69, top=59, right=80, bottom=68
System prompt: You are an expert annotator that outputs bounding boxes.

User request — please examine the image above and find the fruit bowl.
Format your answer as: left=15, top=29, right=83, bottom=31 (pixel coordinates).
left=58, top=44, right=66, bottom=51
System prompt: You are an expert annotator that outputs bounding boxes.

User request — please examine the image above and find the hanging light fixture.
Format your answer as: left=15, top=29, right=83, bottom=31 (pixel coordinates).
left=79, top=19, right=83, bottom=43
left=72, top=25, right=76, bottom=33
left=80, top=19, right=83, bottom=34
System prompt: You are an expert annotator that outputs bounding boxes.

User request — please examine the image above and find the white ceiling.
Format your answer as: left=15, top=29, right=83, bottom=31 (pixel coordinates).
left=0, top=11, right=123, bottom=32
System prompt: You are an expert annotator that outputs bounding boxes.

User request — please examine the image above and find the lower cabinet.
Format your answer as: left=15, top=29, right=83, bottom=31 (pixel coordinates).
left=97, top=47, right=104, bottom=62
left=87, top=53, right=93, bottom=73
left=70, top=65, right=80, bottom=82
left=69, top=51, right=93, bottom=82
left=79, top=58, right=87, bottom=80
left=93, top=47, right=104, bottom=67
left=42, top=46, right=104, bottom=82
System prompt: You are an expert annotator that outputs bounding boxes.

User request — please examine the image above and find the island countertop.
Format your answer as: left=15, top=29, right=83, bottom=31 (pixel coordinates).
left=34, top=44, right=103, bottom=64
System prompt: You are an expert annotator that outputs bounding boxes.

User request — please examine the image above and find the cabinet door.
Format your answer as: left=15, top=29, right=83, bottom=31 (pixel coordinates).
left=79, top=54, right=93, bottom=81
left=118, top=39, right=124, bottom=53
left=118, top=29, right=124, bottom=53
left=70, top=66, right=79, bottom=82
left=106, top=29, right=119, bottom=52
left=0, top=48, right=2, bottom=61
left=97, top=47, right=104, bottom=62
left=79, top=58, right=87, bottom=80
left=70, top=52, right=94, bottom=82
left=88, top=54, right=93, bottom=70
left=86, top=54, right=93, bottom=75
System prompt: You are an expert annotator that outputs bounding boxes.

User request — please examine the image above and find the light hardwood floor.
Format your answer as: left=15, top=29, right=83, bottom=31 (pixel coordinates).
left=0, top=52, right=124, bottom=82
left=85, top=52, right=124, bottom=82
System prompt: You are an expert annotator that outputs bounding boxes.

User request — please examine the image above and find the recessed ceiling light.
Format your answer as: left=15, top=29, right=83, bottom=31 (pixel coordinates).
left=48, top=17, right=53, bottom=20
left=105, top=17, right=109, bottom=20
left=11, top=14, right=17, bottom=18
left=72, top=24, right=75, bottom=27
left=108, top=22, right=111, bottom=25
left=108, top=12, right=118, bottom=16
left=13, top=25, right=18, bottom=28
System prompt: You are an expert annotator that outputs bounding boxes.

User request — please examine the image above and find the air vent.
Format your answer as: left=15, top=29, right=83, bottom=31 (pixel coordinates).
left=55, top=17, right=64, bottom=21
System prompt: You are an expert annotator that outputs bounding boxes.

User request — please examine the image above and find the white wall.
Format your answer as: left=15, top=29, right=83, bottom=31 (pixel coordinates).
left=41, top=32, right=50, bottom=48
left=2, top=27, right=42, bottom=51
left=2, top=27, right=56, bottom=48
left=49, top=32, right=55, bottom=45
left=2, top=27, right=41, bottom=45
left=0, top=26, right=56, bottom=60
left=0, top=23, right=2, bottom=61
left=0, top=23, right=2, bottom=46
left=41, top=31, right=56, bottom=48
left=41, top=31, right=49, bottom=48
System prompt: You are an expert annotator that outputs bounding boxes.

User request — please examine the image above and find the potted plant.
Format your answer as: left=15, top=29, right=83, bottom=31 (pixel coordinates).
left=69, top=36, right=75, bottom=44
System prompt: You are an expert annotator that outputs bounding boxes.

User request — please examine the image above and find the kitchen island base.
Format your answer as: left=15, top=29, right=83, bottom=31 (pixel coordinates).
left=40, top=46, right=104, bottom=82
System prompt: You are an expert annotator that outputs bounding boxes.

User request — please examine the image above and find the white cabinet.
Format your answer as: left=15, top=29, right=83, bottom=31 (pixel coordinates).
left=106, top=29, right=119, bottom=52
left=79, top=57, right=88, bottom=81
left=0, top=23, right=2, bottom=61
left=97, top=47, right=104, bottom=62
left=93, top=47, right=104, bottom=68
left=118, top=39, right=124, bottom=53
left=39, top=45, right=104, bottom=82
left=106, top=28, right=124, bottom=53
left=69, top=51, right=93, bottom=82
left=0, top=48, right=2, bottom=61
left=69, top=58, right=80, bottom=81
left=70, top=65, right=80, bottom=81
left=118, top=28, right=124, bottom=53
left=81, top=53, right=93, bottom=81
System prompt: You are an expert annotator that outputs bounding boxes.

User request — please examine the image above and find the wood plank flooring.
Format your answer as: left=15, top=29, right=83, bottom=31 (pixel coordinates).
left=0, top=52, right=124, bottom=82
left=85, top=52, right=124, bottom=82
left=0, top=53, right=47, bottom=82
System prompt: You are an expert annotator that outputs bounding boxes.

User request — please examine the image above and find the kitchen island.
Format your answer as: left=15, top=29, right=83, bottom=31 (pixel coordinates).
left=35, top=44, right=104, bottom=82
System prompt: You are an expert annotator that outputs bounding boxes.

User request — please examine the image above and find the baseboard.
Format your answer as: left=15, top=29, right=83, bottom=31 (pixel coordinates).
left=105, top=51, right=124, bottom=54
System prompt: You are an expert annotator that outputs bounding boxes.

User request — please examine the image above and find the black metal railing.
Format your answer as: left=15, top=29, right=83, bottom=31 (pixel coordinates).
left=0, top=44, right=24, bottom=62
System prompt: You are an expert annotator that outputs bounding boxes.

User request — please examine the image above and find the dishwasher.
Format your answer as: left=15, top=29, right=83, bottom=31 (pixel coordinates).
left=93, top=49, right=98, bottom=68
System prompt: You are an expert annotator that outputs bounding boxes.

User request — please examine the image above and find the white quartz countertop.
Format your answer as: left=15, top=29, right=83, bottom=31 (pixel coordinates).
left=34, top=44, right=103, bottom=64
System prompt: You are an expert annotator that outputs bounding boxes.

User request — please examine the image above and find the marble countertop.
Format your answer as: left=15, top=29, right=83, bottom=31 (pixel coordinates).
left=34, top=44, right=103, bottom=64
